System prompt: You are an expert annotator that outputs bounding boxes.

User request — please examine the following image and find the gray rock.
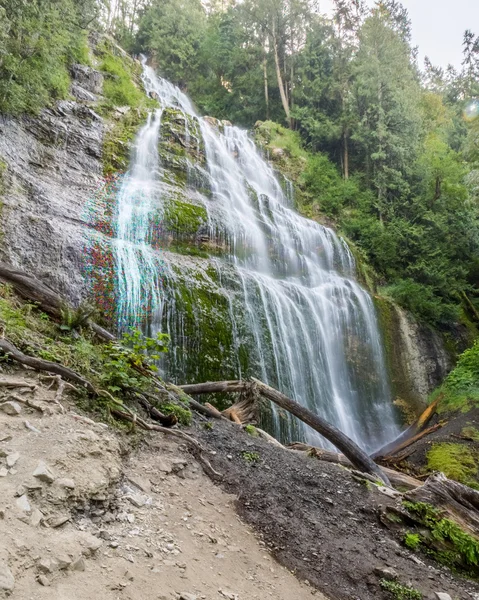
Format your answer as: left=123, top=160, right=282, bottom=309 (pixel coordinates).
left=126, top=492, right=150, bottom=508
left=70, top=556, right=86, bottom=572
left=179, top=593, right=198, bottom=600
left=0, top=560, right=15, bottom=592
left=30, top=508, right=44, bottom=527
left=6, top=451, right=20, bottom=467
left=15, top=494, right=31, bottom=513
left=70, top=64, right=104, bottom=94
left=55, top=555, right=72, bottom=570
left=71, top=84, right=97, bottom=103
left=38, top=558, right=56, bottom=574
left=47, top=515, right=70, bottom=528
left=37, top=574, right=50, bottom=586
left=33, top=460, right=55, bottom=483
left=0, top=401, right=21, bottom=415
left=374, top=566, right=398, bottom=581
left=56, top=478, right=75, bottom=489
left=434, top=594, right=452, bottom=600
left=0, top=467, right=8, bottom=477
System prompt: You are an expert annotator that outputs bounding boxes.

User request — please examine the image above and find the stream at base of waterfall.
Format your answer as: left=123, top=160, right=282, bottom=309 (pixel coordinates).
left=112, top=58, right=401, bottom=452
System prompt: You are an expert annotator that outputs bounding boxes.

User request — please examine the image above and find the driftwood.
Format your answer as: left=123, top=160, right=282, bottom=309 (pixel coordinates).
left=372, top=397, right=441, bottom=460
left=377, top=423, right=444, bottom=464
left=406, top=472, right=479, bottom=538
left=178, top=378, right=391, bottom=486
left=289, top=443, right=423, bottom=491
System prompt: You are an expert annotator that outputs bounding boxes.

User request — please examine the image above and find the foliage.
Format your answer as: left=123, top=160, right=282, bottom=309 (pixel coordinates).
left=244, top=424, right=259, bottom=437
left=434, top=339, right=479, bottom=413
left=99, top=328, right=169, bottom=394
left=160, top=402, right=192, bottom=426
left=59, top=302, right=96, bottom=332
left=242, top=451, right=260, bottom=463
left=99, top=47, right=144, bottom=108
left=403, top=532, right=421, bottom=550
left=0, top=0, right=97, bottom=114
left=379, top=579, right=422, bottom=600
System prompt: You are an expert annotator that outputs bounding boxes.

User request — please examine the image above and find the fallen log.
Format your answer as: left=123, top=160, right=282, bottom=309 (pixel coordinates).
left=178, top=378, right=391, bottom=486
left=0, top=338, right=96, bottom=393
left=0, top=262, right=114, bottom=342
left=406, top=472, right=479, bottom=538
left=372, top=397, right=441, bottom=460
left=378, top=423, right=444, bottom=463
left=288, top=444, right=423, bottom=491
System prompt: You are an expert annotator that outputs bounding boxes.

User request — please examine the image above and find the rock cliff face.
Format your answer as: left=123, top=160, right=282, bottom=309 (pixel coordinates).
left=376, top=297, right=453, bottom=414
left=0, top=66, right=105, bottom=304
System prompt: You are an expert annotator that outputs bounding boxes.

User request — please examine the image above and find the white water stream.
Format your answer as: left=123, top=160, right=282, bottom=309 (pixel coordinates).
left=113, top=61, right=401, bottom=451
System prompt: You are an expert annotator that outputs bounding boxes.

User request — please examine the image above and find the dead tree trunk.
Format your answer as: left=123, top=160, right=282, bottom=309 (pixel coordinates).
left=0, top=263, right=114, bottom=342
left=178, top=378, right=390, bottom=486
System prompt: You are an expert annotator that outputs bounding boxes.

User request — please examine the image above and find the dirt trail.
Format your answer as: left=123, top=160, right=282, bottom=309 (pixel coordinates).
left=0, top=369, right=323, bottom=600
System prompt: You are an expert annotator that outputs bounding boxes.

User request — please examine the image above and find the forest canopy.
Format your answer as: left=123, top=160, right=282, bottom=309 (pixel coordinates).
left=0, top=0, right=478, bottom=328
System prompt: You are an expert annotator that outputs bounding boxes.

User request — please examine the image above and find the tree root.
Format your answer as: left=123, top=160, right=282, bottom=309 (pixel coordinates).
left=110, top=408, right=222, bottom=481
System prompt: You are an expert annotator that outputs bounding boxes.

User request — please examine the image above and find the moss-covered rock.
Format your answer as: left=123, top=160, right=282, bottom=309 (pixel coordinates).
left=426, top=443, right=479, bottom=488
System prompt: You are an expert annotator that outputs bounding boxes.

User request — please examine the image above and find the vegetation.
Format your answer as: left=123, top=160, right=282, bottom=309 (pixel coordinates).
left=379, top=579, right=422, bottom=600
left=432, top=339, right=479, bottom=413
left=242, top=451, right=260, bottom=464
left=426, top=443, right=478, bottom=488
left=402, top=501, right=479, bottom=575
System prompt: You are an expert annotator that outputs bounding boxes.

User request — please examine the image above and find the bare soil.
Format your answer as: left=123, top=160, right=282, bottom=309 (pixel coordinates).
left=195, top=419, right=479, bottom=600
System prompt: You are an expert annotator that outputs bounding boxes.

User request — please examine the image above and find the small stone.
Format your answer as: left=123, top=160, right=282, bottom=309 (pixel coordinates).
left=373, top=566, right=398, bottom=581
left=47, top=515, right=70, bottom=528
left=70, top=557, right=86, bottom=572
left=434, top=594, right=452, bottom=600
left=0, top=401, right=21, bottom=415
left=0, top=507, right=5, bottom=519
left=0, top=467, right=8, bottom=477
left=56, top=478, right=75, bottom=489
left=179, top=593, right=198, bottom=600
left=126, top=492, right=149, bottom=508
left=219, top=591, right=238, bottom=600
left=33, top=461, right=55, bottom=483
left=30, top=508, right=44, bottom=527
left=84, top=536, right=103, bottom=554
left=24, top=420, right=41, bottom=433
left=37, top=574, right=50, bottom=587
left=38, top=558, right=56, bottom=574
left=109, top=541, right=119, bottom=548
left=16, top=494, right=31, bottom=513
left=127, top=475, right=151, bottom=493
left=24, top=480, right=43, bottom=491
left=226, top=455, right=232, bottom=460
left=99, top=530, right=111, bottom=541
left=56, top=555, right=72, bottom=570
left=0, top=434, right=12, bottom=442
left=6, top=452, right=20, bottom=467
left=0, top=560, right=15, bottom=592
left=157, top=459, right=173, bottom=474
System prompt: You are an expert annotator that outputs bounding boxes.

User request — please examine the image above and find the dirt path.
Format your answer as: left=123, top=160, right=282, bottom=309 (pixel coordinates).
left=0, top=370, right=323, bottom=600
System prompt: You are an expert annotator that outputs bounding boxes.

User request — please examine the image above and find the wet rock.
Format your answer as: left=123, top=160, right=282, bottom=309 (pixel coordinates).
left=0, top=561, right=15, bottom=592
left=33, top=460, right=55, bottom=483
left=6, top=451, right=20, bottom=467
left=0, top=401, right=22, bottom=415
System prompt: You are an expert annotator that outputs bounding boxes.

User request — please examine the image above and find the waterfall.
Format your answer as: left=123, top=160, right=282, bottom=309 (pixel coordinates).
left=112, top=60, right=401, bottom=452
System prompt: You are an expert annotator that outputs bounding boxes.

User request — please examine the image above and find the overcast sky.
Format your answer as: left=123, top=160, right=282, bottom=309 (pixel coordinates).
left=319, top=0, right=479, bottom=70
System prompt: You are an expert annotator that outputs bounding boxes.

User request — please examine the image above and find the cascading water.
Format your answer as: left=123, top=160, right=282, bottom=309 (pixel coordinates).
left=113, top=60, right=401, bottom=452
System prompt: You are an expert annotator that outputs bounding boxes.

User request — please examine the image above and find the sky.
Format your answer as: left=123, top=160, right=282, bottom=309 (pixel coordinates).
left=319, top=0, right=479, bottom=70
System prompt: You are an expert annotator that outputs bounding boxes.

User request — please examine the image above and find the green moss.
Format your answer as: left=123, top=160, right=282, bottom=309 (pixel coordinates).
left=163, top=197, right=207, bottom=237
left=462, top=426, right=479, bottom=441
left=242, top=451, right=260, bottom=463
left=97, top=40, right=144, bottom=109
left=160, top=402, right=192, bottom=426
left=402, top=500, right=479, bottom=575
left=379, top=580, right=422, bottom=600
left=102, top=108, right=148, bottom=176
left=426, top=443, right=479, bottom=488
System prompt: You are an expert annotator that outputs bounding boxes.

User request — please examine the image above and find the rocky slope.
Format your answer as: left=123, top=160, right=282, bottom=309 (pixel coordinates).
left=0, top=368, right=321, bottom=600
